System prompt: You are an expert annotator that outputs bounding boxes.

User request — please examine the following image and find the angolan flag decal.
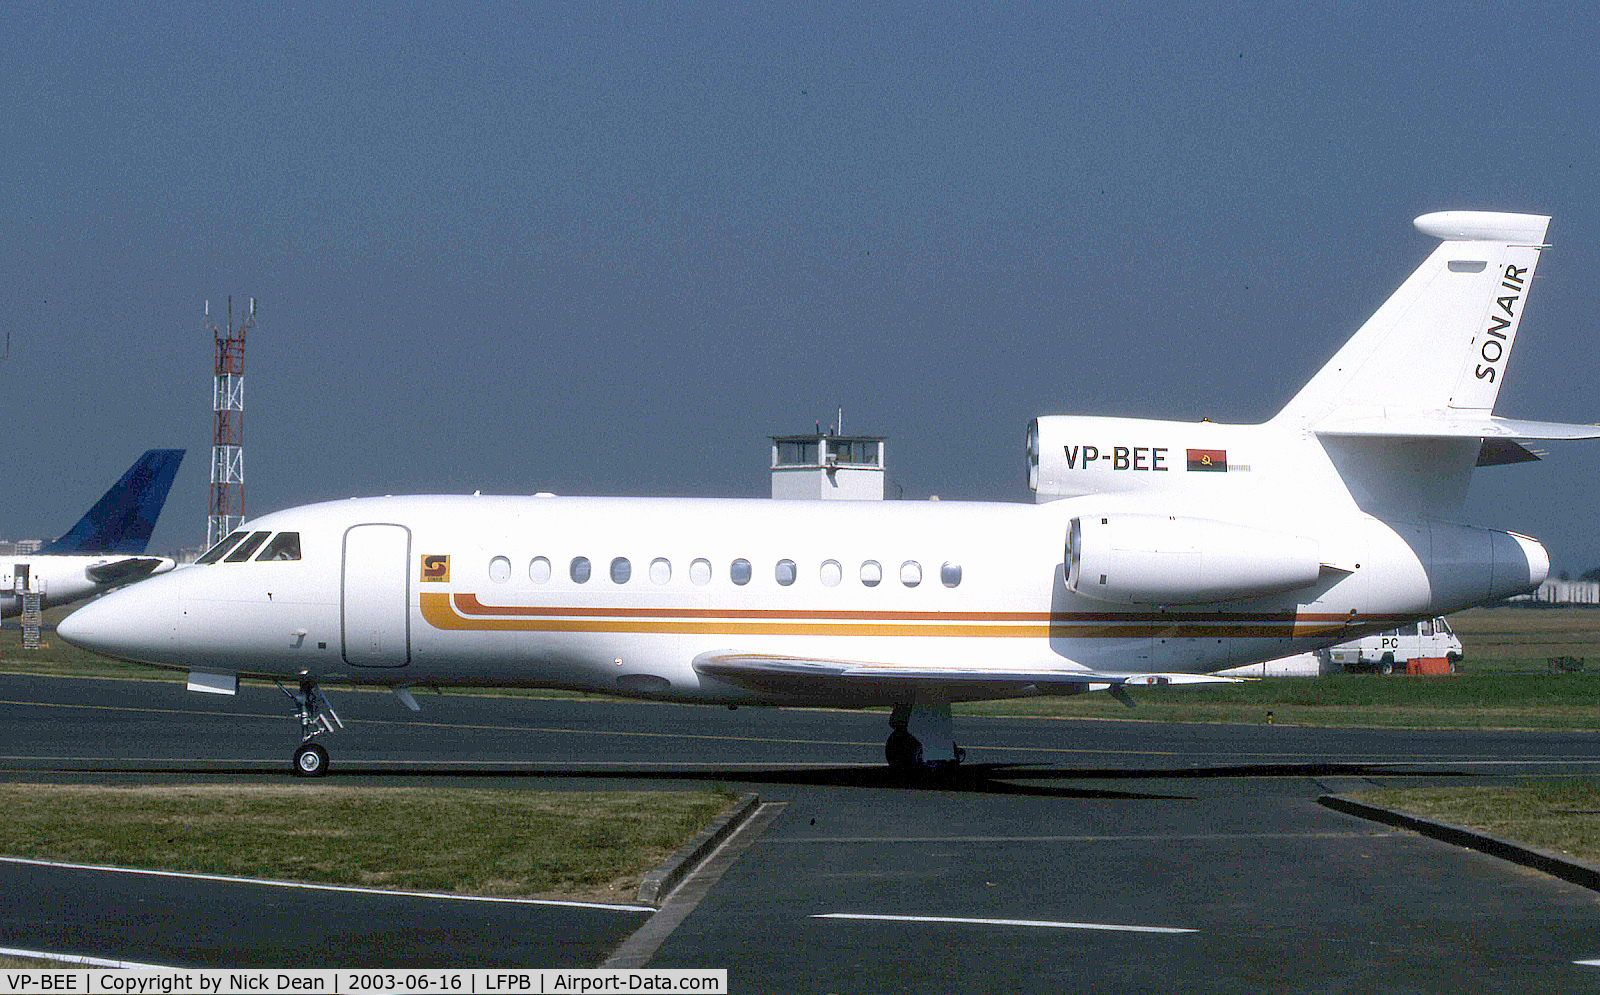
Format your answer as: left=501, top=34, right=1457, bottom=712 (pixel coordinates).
left=1187, top=449, right=1227, bottom=471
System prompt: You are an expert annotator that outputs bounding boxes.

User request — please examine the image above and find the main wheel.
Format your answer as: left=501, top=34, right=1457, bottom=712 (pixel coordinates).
left=293, top=742, right=330, bottom=778
left=885, top=728, right=924, bottom=770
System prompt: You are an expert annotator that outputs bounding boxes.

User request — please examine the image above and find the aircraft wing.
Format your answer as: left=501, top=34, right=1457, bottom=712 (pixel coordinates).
left=693, top=651, right=1238, bottom=699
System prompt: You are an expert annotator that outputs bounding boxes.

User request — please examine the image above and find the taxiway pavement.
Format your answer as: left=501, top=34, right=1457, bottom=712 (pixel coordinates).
left=4, top=674, right=1600, bottom=992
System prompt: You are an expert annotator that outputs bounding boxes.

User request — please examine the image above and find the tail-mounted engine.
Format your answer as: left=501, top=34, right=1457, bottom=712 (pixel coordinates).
left=1067, top=514, right=1323, bottom=605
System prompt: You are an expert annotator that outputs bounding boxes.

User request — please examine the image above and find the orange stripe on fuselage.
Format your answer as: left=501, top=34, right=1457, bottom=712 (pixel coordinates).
left=419, top=592, right=1397, bottom=639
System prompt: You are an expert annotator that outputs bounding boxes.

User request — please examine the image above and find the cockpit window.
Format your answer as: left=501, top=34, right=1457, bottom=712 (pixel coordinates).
left=224, top=531, right=272, bottom=563
left=256, top=532, right=302, bottom=562
left=196, top=531, right=248, bottom=565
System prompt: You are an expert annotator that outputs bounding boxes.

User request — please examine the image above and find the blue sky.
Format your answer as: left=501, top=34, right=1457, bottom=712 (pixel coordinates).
left=4, top=3, right=1599, bottom=571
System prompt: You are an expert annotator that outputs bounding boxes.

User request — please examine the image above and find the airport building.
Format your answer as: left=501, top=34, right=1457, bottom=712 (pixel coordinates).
left=1512, top=579, right=1600, bottom=605
left=770, top=427, right=886, bottom=500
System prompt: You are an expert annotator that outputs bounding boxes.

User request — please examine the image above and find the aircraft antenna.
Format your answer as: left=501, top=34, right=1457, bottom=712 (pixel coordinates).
left=206, top=296, right=256, bottom=549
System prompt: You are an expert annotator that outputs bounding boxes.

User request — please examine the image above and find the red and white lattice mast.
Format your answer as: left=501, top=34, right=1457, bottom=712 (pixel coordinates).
left=206, top=297, right=255, bottom=549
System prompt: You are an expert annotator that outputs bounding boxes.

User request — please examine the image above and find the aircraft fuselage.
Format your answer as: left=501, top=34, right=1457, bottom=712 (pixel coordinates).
left=59, top=493, right=1541, bottom=707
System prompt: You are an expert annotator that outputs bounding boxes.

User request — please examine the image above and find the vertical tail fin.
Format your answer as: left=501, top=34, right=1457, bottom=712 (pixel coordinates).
left=41, top=449, right=186, bottom=554
left=1274, top=211, right=1550, bottom=429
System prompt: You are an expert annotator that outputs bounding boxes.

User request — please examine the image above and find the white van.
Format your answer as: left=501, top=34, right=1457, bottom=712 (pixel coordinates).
left=1215, top=618, right=1463, bottom=677
left=1329, top=618, right=1462, bottom=674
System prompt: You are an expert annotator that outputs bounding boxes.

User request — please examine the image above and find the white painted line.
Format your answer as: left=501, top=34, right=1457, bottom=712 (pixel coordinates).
left=0, top=761, right=864, bottom=777
left=1574, top=958, right=1600, bottom=967
left=0, top=945, right=179, bottom=969
left=813, top=913, right=1196, bottom=934
left=777, top=831, right=1385, bottom=844
left=0, top=856, right=652, bottom=913
left=1411, top=760, right=1600, bottom=767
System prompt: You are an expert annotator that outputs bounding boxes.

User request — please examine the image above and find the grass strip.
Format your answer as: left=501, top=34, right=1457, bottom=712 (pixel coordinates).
left=13, top=604, right=1600, bottom=730
left=0, top=784, right=732, bottom=903
left=1359, top=781, right=1600, bottom=866
left=954, top=673, right=1600, bottom=729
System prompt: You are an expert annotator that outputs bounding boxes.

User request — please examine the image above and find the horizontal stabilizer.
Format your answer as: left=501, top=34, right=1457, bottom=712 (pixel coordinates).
left=84, top=556, right=171, bottom=584
left=1313, top=413, right=1600, bottom=440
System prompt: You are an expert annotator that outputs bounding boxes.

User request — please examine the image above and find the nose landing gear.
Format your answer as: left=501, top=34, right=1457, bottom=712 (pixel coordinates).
left=278, top=678, right=342, bottom=777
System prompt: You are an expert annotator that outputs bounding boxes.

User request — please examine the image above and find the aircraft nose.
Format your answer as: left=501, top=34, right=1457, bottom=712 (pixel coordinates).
left=57, top=576, right=180, bottom=665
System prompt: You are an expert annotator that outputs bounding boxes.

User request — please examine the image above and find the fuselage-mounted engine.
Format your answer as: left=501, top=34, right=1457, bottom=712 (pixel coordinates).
left=1067, top=513, right=1324, bottom=605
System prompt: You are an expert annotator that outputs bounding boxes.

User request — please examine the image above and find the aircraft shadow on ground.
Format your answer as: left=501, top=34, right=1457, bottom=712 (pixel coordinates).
left=27, top=759, right=1475, bottom=800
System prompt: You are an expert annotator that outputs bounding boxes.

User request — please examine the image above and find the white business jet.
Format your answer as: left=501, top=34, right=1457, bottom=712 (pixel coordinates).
left=58, top=213, right=1595, bottom=776
left=3, top=449, right=185, bottom=618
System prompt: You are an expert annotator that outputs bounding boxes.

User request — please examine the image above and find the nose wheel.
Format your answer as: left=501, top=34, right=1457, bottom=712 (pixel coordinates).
left=294, top=742, right=329, bottom=777
left=278, top=678, right=342, bottom=778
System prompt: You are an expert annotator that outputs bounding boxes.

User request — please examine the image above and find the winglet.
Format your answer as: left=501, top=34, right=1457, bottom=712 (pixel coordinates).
left=41, top=449, right=185, bottom=554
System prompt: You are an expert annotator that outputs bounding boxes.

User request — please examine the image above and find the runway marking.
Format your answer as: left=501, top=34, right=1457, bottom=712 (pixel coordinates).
left=0, top=856, right=653, bottom=913
left=813, top=913, right=1196, bottom=934
left=0, top=944, right=179, bottom=969
left=0, top=698, right=1180, bottom=756
left=13, top=699, right=1600, bottom=764
left=773, top=831, right=1390, bottom=844
left=0, top=757, right=866, bottom=769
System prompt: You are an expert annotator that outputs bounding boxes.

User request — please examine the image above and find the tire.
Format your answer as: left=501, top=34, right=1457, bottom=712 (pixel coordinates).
left=885, top=728, right=924, bottom=770
left=293, top=742, right=330, bottom=778
left=1379, top=654, right=1394, bottom=676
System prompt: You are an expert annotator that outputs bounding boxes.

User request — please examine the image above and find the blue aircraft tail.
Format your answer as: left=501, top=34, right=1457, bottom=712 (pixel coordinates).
left=40, top=449, right=185, bottom=555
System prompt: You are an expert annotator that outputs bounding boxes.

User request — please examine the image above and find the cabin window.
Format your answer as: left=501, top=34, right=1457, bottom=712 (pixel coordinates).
left=488, top=556, right=512, bottom=583
left=690, top=558, right=712, bottom=585
left=860, top=560, right=882, bottom=587
left=610, top=557, right=632, bottom=584
left=900, top=560, right=922, bottom=587
left=1400, top=622, right=1418, bottom=636
left=1420, top=619, right=1434, bottom=636
left=775, top=559, right=797, bottom=586
left=730, top=558, right=752, bottom=585
left=224, top=531, right=272, bottom=563
left=529, top=556, right=552, bottom=583
left=940, top=561, right=962, bottom=587
left=650, top=558, right=671, bottom=584
left=819, top=559, right=842, bottom=587
left=256, top=532, right=302, bottom=562
left=196, top=531, right=247, bottom=564
left=570, top=556, right=592, bottom=583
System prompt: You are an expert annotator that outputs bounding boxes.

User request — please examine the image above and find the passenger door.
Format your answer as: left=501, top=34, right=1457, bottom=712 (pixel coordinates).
left=342, top=524, right=411, bottom=667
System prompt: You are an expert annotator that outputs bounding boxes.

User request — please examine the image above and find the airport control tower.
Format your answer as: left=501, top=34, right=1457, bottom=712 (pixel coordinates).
left=770, top=412, right=885, bottom=500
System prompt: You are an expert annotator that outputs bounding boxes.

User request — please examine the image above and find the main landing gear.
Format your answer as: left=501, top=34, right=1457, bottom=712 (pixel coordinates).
left=278, top=678, right=343, bottom=778
left=885, top=701, right=966, bottom=773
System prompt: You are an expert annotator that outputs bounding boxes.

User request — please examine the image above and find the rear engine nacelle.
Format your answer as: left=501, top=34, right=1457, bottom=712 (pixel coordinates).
left=1067, top=514, right=1323, bottom=605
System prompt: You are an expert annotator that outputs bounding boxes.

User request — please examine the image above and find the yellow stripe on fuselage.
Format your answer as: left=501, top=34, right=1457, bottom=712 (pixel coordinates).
left=418, top=592, right=1395, bottom=639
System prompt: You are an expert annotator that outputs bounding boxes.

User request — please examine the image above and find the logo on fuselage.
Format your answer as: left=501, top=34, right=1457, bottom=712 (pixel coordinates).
left=421, top=554, right=451, bottom=583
